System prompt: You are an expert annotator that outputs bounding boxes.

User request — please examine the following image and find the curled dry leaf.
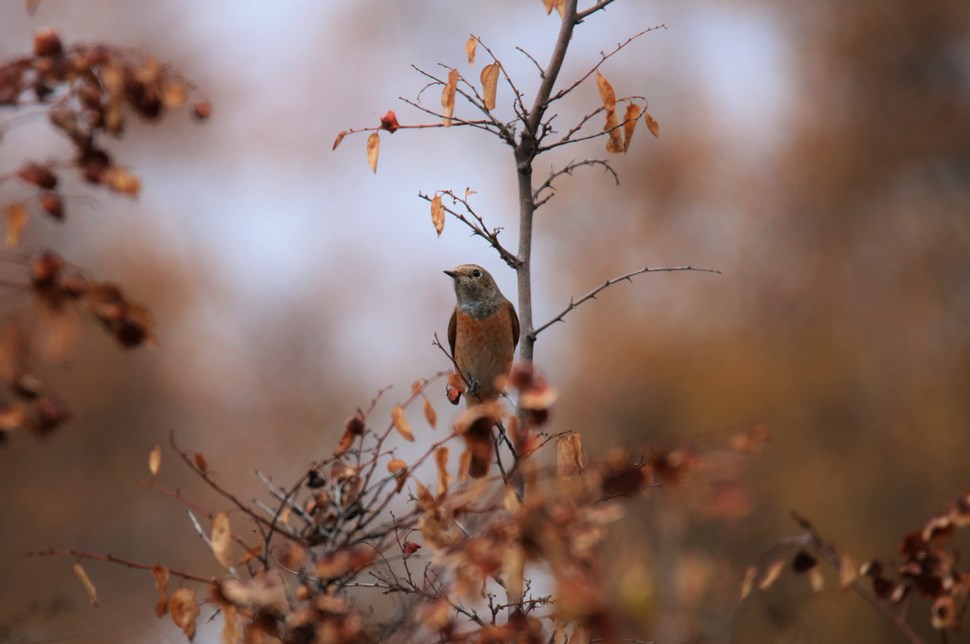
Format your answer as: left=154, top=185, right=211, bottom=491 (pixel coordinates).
left=622, top=102, right=641, bottom=152
left=72, top=562, right=98, bottom=607
left=435, top=446, right=450, bottom=496
left=480, top=63, right=500, bottom=111
left=387, top=458, right=408, bottom=492
left=839, top=553, right=858, bottom=590
left=219, top=571, right=289, bottom=614
left=168, top=588, right=199, bottom=641
left=194, top=452, right=208, bottom=473
left=402, top=540, right=421, bottom=558
left=604, top=109, right=624, bottom=153
left=441, top=69, right=459, bottom=127
left=430, top=194, right=445, bottom=237
left=556, top=432, right=585, bottom=478
left=446, top=372, right=464, bottom=405
left=148, top=442, right=161, bottom=477
left=465, top=35, right=478, bottom=65
left=595, top=72, right=617, bottom=113
left=366, top=132, right=380, bottom=173
left=211, top=512, right=233, bottom=568
left=740, top=566, right=757, bottom=601
left=423, top=396, right=437, bottom=429
left=644, top=110, right=660, bottom=138
left=332, top=130, right=347, bottom=150
left=391, top=404, right=414, bottom=442
left=39, top=192, right=63, bottom=220
left=152, top=564, right=169, bottom=617
left=6, top=202, right=28, bottom=249
left=759, top=559, right=785, bottom=590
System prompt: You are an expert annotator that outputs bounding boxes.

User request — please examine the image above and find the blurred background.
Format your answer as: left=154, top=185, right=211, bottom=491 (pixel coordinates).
left=1, top=0, right=968, bottom=642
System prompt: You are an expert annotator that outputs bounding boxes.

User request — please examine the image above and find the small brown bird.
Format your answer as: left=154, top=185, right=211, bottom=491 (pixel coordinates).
left=445, top=264, right=519, bottom=477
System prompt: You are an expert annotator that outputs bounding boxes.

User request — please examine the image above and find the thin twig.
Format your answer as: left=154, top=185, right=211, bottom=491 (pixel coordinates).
left=576, top=0, right=619, bottom=22
left=24, top=548, right=217, bottom=584
left=530, top=265, right=721, bottom=340
left=533, top=159, right=618, bottom=208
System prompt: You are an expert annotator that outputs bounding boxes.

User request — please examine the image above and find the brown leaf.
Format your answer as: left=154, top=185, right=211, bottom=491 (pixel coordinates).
left=148, top=443, right=161, bottom=477
left=103, top=166, right=141, bottom=196
left=17, top=162, right=58, bottom=189
left=556, top=432, right=585, bottom=478
left=220, top=604, right=238, bottom=644
left=402, top=541, right=421, bottom=558
left=211, top=512, right=233, bottom=568
left=435, top=446, right=450, bottom=496
left=622, top=102, right=641, bottom=152
left=740, top=566, right=757, bottom=601
left=465, top=36, right=478, bottom=65
left=480, top=63, right=499, bottom=111
left=387, top=458, right=408, bottom=492
left=441, top=69, right=459, bottom=127
left=604, top=109, right=624, bottom=153
left=446, top=372, right=464, bottom=405
left=39, top=192, right=63, bottom=220
left=644, top=110, right=660, bottom=138
left=430, top=194, right=445, bottom=237
left=6, top=202, right=28, bottom=249
left=219, top=571, right=289, bottom=613
left=72, top=562, right=98, bottom=607
left=161, top=81, right=187, bottom=109
left=332, top=130, right=347, bottom=150
left=503, top=543, right=525, bottom=605
left=152, top=564, right=169, bottom=617
left=423, top=397, right=437, bottom=429
left=839, top=553, right=858, bottom=590
left=595, top=72, right=617, bottom=113
left=168, top=588, right=199, bottom=641
left=759, top=559, right=785, bottom=590
left=366, top=132, right=380, bottom=173
left=194, top=452, right=208, bottom=473
left=391, top=405, right=414, bottom=442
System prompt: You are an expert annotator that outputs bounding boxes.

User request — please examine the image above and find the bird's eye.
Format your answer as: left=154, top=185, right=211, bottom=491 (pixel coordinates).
left=472, top=269, right=482, bottom=278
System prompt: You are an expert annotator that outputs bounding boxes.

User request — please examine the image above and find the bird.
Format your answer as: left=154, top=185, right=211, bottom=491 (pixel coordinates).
left=445, top=264, right=519, bottom=477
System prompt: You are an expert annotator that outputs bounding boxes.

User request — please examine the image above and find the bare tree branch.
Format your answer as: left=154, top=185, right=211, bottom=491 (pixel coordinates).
left=24, top=548, right=217, bottom=585
left=530, top=265, right=721, bottom=340
left=576, top=0, right=620, bottom=22
left=418, top=190, right=520, bottom=269
left=533, top=159, right=618, bottom=208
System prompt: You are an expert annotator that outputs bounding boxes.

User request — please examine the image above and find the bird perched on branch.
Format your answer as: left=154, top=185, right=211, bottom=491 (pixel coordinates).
left=445, top=264, right=519, bottom=477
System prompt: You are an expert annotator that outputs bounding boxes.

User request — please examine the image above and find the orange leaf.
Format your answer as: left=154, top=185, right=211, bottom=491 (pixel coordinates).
left=387, top=458, right=407, bottom=474
left=604, top=109, right=623, bottom=153
left=103, top=166, right=141, bottom=196
left=465, top=36, right=477, bottom=65
left=839, top=553, right=858, bottom=590
left=194, top=452, right=208, bottom=473
left=148, top=443, right=161, bottom=477
left=644, top=110, right=660, bottom=138
left=740, top=566, right=757, bottom=601
left=441, top=69, right=459, bottom=127
left=6, top=202, right=28, bottom=249
left=391, top=405, right=414, bottom=442
left=366, top=132, right=380, bottom=173
left=759, top=559, right=785, bottom=590
left=622, top=103, right=642, bottom=152
left=332, top=130, right=347, bottom=150
left=211, top=512, right=233, bottom=568
left=152, top=565, right=170, bottom=617
left=480, top=63, right=499, bottom=111
left=168, top=588, right=199, bottom=640
left=556, top=432, right=584, bottom=478
left=595, top=72, right=616, bottom=112
left=72, top=562, right=98, bottom=607
left=430, top=194, right=444, bottom=237
left=435, top=446, right=450, bottom=496
left=423, top=396, right=437, bottom=429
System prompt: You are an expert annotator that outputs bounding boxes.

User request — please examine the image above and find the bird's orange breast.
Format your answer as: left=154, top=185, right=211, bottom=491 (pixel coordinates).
left=453, top=303, right=516, bottom=403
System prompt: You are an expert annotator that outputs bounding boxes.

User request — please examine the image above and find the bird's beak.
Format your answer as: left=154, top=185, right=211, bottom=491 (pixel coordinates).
left=443, top=270, right=457, bottom=278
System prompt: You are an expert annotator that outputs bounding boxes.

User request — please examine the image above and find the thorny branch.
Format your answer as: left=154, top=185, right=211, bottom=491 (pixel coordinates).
left=418, top=190, right=520, bottom=269
left=24, top=548, right=217, bottom=585
left=533, top=158, right=619, bottom=208
left=530, top=265, right=721, bottom=340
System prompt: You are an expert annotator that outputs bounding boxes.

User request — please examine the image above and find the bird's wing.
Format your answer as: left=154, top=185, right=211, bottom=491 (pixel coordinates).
left=508, top=301, right=520, bottom=349
left=448, top=308, right=457, bottom=356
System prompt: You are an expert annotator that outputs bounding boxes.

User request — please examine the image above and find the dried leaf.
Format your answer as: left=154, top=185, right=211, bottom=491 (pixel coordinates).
left=402, top=541, right=421, bottom=558
left=839, top=553, right=858, bottom=590
left=759, top=559, right=785, bottom=590
left=211, top=512, right=233, bottom=568
left=441, top=69, right=459, bottom=127
left=72, top=562, right=98, bottom=607
left=387, top=458, right=407, bottom=474
left=458, top=449, right=472, bottom=482
left=604, top=109, right=624, bottom=153
left=366, top=132, right=380, bottom=173
left=148, top=443, right=161, bottom=477
left=430, top=194, right=444, bottom=237
left=194, top=452, right=208, bottom=473
left=808, top=566, right=825, bottom=592
left=103, top=166, right=141, bottom=196
left=220, top=604, right=238, bottom=644
left=168, top=588, right=199, bottom=641
left=39, top=192, right=63, bottom=220
left=152, top=564, right=170, bottom=617
left=556, top=432, right=585, bottom=478
left=332, top=130, right=347, bottom=150
left=480, top=63, right=499, bottom=111
left=219, top=571, right=289, bottom=613
left=6, top=202, right=28, bottom=249
left=379, top=110, right=400, bottom=133
left=595, top=72, right=617, bottom=113
left=644, top=110, right=660, bottom=138
left=423, top=397, right=437, bottom=429
left=391, top=405, right=414, bottom=442
left=162, top=82, right=187, bottom=108
left=740, top=565, right=757, bottom=601
left=503, top=544, right=525, bottom=605
left=465, top=36, right=477, bottom=65
left=622, top=102, right=642, bottom=152
left=435, top=446, right=450, bottom=496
